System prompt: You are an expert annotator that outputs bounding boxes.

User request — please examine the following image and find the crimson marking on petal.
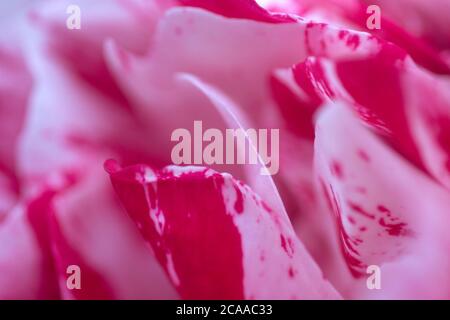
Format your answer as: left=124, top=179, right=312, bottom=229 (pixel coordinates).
left=288, top=266, right=296, bottom=278
left=347, top=216, right=356, bottom=225
left=294, top=58, right=335, bottom=102
left=378, top=218, right=413, bottom=237
left=377, top=205, right=391, bottom=215
left=320, top=180, right=365, bottom=277
left=355, top=186, right=367, bottom=194
left=259, top=252, right=265, bottom=262
left=260, top=200, right=273, bottom=214
left=233, top=184, right=244, bottom=214
left=293, top=62, right=324, bottom=108
left=347, top=201, right=376, bottom=220
left=357, top=149, right=370, bottom=162
left=280, top=234, right=294, bottom=258
left=347, top=35, right=360, bottom=50
left=338, top=30, right=360, bottom=50
left=330, top=160, right=344, bottom=180
left=304, top=22, right=314, bottom=56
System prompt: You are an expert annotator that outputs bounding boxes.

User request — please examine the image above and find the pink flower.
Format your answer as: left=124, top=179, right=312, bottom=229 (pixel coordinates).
left=0, top=0, right=449, bottom=299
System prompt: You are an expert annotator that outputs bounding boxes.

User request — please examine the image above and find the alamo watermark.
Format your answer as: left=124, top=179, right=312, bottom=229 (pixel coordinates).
left=66, top=4, right=81, bottom=30
left=366, top=5, right=381, bottom=30
left=366, top=265, right=381, bottom=290
left=66, top=264, right=81, bottom=290
left=171, top=121, right=280, bottom=175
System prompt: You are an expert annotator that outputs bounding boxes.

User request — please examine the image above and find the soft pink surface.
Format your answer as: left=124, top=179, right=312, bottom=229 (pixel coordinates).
left=0, top=0, right=449, bottom=299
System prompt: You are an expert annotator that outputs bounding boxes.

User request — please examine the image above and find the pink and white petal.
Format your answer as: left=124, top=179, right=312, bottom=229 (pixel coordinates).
left=177, top=73, right=288, bottom=220
left=0, top=171, right=18, bottom=220
left=176, top=72, right=343, bottom=286
left=0, top=191, right=60, bottom=299
left=105, top=8, right=309, bottom=183
left=268, top=67, right=356, bottom=292
left=176, top=74, right=341, bottom=287
left=17, top=27, right=161, bottom=191
left=265, top=34, right=394, bottom=285
left=24, top=0, right=170, bottom=107
left=334, top=54, right=429, bottom=169
left=0, top=213, right=43, bottom=299
left=106, top=7, right=383, bottom=133
left=291, top=49, right=431, bottom=172
left=0, top=47, right=31, bottom=173
left=103, top=8, right=393, bottom=212
left=103, top=6, right=388, bottom=195
left=180, top=65, right=348, bottom=288
left=315, top=103, right=450, bottom=298
left=0, top=43, right=31, bottom=215
left=0, top=47, right=31, bottom=215
left=296, top=49, right=450, bottom=188
left=15, top=63, right=123, bottom=188
left=51, top=164, right=177, bottom=299
left=105, top=7, right=306, bottom=128
left=106, top=161, right=341, bottom=299
left=278, top=134, right=352, bottom=291
left=403, top=65, right=450, bottom=190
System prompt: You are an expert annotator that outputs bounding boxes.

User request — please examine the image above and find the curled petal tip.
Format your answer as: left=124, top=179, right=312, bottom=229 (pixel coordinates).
left=104, top=159, right=122, bottom=175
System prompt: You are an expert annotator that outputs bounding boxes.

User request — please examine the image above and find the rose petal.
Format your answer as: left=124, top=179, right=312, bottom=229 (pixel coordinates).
left=347, top=1, right=450, bottom=74
left=283, top=0, right=450, bottom=74
left=105, top=7, right=309, bottom=179
left=178, top=0, right=296, bottom=23
left=314, top=103, right=450, bottom=298
left=18, top=21, right=158, bottom=188
left=24, top=0, right=169, bottom=108
left=404, top=65, right=450, bottom=190
left=106, top=161, right=341, bottom=299
left=0, top=190, right=60, bottom=299
left=291, top=46, right=450, bottom=188
left=51, top=165, right=177, bottom=299
left=0, top=47, right=31, bottom=215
